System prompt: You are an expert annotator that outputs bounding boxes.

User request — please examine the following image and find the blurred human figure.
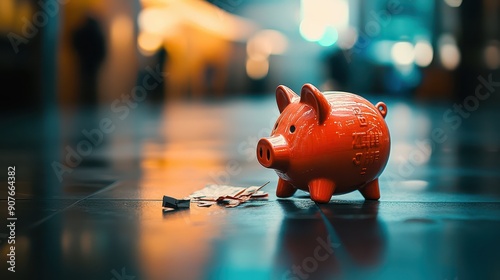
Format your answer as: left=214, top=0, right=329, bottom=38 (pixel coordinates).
left=72, top=15, right=106, bottom=107
left=137, top=47, right=167, bottom=103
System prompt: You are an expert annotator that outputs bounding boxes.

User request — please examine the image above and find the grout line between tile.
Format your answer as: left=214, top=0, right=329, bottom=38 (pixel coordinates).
left=25, top=180, right=121, bottom=231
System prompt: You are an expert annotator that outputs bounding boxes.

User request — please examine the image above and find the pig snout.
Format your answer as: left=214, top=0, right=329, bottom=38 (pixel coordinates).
left=256, top=135, right=290, bottom=170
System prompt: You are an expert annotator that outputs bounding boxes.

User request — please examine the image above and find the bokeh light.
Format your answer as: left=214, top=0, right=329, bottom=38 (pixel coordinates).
left=299, top=19, right=325, bottom=42
left=318, top=26, right=339, bottom=47
left=338, top=27, right=358, bottom=50
left=439, top=34, right=461, bottom=70
left=137, top=32, right=163, bottom=56
left=246, top=57, right=269, bottom=80
left=299, top=0, right=348, bottom=46
left=391, top=42, right=415, bottom=66
left=484, top=40, right=500, bottom=70
left=414, top=41, right=434, bottom=67
left=444, top=0, right=463, bottom=8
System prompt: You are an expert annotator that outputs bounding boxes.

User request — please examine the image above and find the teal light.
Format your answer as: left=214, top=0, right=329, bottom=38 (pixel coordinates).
left=318, top=26, right=338, bottom=47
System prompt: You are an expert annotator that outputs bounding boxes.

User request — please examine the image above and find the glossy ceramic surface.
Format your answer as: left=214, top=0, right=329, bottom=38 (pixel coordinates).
left=257, top=84, right=391, bottom=203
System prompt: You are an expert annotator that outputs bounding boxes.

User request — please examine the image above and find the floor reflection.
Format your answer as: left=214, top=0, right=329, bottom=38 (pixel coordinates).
left=139, top=205, right=227, bottom=280
left=274, top=200, right=386, bottom=279
left=318, top=202, right=386, bottom=270
left=274, top=200, right=339, bottom=279
left=1, top=95, right=500, bottom=279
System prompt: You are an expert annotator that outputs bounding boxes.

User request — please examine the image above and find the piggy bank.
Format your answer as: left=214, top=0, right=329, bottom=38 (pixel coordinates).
left=256, top=84, right=390, bottom=203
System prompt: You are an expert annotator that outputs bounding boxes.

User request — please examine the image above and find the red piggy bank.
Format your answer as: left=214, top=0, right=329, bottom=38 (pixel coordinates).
left=256, top=84, right=390, bottom=203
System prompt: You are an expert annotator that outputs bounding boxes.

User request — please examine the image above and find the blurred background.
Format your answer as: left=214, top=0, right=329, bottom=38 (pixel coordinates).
left=1, top=1, right=500, bottom=279
left=1, top=0, right=499, bottom=109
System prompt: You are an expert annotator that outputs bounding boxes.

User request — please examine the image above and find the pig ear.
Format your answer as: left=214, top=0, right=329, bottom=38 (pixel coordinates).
left=276, top=85, right=299, bottom=113
left=300, top=83, right=330, bottom=124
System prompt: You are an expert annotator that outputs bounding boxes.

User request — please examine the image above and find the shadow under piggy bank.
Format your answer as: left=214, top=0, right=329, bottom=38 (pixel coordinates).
left=274, top=200, right=386, bottom=280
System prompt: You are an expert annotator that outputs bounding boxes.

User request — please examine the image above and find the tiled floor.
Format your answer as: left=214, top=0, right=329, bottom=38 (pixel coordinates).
left=1, top=94, right=500, bottom=280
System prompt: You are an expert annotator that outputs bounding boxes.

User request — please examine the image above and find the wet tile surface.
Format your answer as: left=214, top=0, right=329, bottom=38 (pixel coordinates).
left=1, top=96, right=500, bottom=279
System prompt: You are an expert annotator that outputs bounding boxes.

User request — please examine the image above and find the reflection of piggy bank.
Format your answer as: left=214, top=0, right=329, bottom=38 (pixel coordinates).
left=256, top=84, right=390, bottom=203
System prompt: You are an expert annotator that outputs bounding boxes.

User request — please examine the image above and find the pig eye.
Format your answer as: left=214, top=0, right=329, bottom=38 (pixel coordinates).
left=289, top=125, right=296, bottom=133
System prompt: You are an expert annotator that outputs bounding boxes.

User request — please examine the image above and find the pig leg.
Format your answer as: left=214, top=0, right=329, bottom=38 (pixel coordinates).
left=308, top=178, right=335, bottom=204
left=276, top=178, right=297, bottom=198
left=359, top=179, right=380, bottom=200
